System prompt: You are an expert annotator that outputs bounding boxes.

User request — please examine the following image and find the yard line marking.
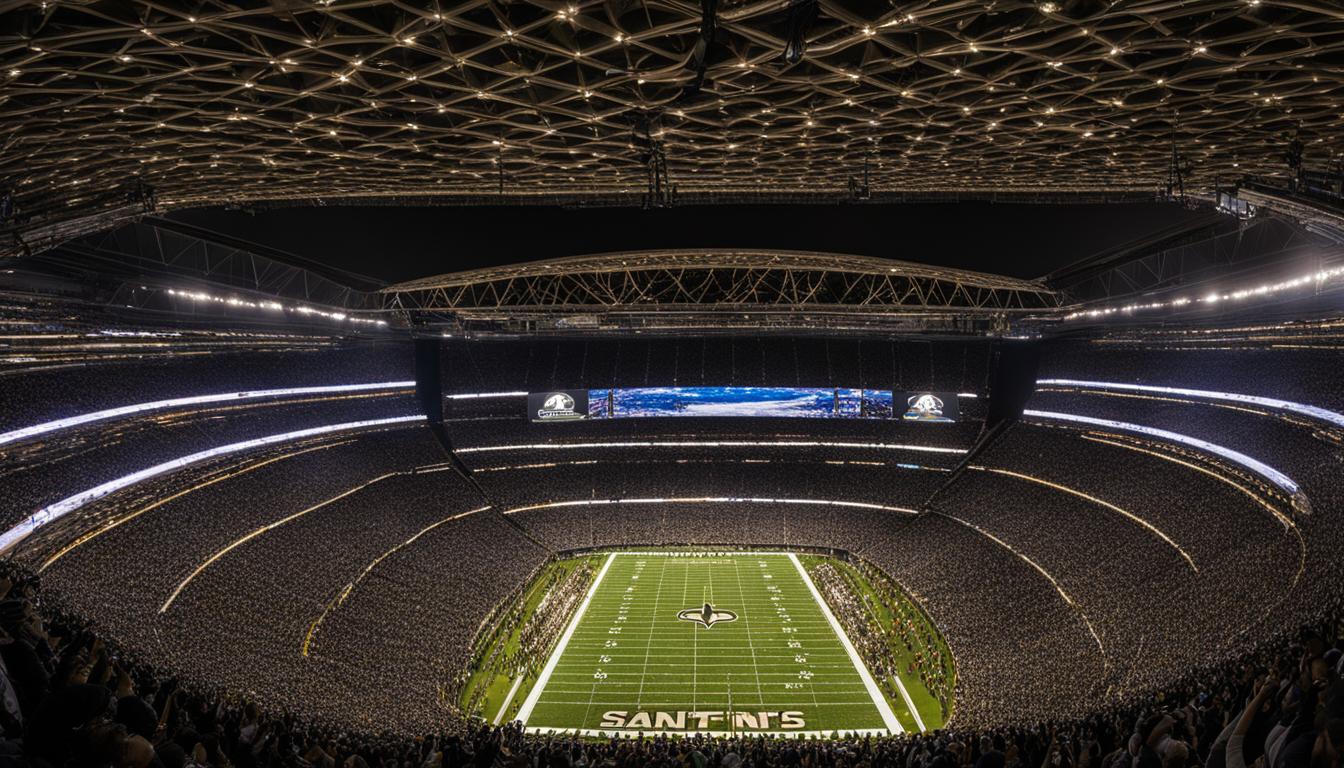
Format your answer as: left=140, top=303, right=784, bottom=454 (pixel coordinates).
left=634, top=555, right=668, bottom=709
left=731, top=559, right=766, bottom=705
left=788, top=553, right=902, bottom=735
left=516, top=552, right=616, bottom=725
left=684, top=558, right=696, bottom=711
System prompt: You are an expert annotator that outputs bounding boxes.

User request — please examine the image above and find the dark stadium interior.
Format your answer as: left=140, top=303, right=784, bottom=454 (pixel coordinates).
left=2, top=1, right=1344, bottom=767
left=165, top=202, right=1211, bottom=280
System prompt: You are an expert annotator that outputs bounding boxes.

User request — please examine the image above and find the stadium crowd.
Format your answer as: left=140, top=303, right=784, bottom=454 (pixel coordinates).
left=473, top=458, right=946, bottom=553
left=24, top=407, right=1331, bottom=739
left=1037, top=341, right=1344, bottom=413
left=460, top=561, right=596, bottom=721
left=0, top=340, right=413, bottom=433
left=0, top=555, right=1338, bottom=768
left=0, top=394, right=416, bottom=528
left=1021, top=386, right=1344, bottom=621
left=1, top=331, right=1341, bottom=767
left=32, top=427, right=549, bottom=735
left=808, top=563, right=951, bottom=717
left=441, top=338, right=990, bottom=398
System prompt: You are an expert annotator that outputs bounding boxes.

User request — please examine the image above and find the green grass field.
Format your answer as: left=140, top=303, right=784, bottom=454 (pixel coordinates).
left=514, top=551, right=904, bottom=737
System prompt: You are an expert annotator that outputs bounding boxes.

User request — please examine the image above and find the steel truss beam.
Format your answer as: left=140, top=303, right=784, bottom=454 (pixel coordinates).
left=19, top=218, right=383, bottom=313
left=1052, top=216, right=1332, bottom=305
left=381, top=250, right=1060, bottom=334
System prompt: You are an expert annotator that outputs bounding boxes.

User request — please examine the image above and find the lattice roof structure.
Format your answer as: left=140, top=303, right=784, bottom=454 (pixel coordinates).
left=382, top=249, right=1060, bottom=333
left=2, top=0, right=1343, bottom=252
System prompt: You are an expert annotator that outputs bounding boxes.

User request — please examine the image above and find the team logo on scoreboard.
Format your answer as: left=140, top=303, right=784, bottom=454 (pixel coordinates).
left=903, top=393, right=948, bottom=422
left=677, top=602, right=738, bottom=629
left=536, top=392, right=581, bottom=421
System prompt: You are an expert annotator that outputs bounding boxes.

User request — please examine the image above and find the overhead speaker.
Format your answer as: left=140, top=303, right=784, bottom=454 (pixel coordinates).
left=985, top=340, right=1041, bottom=424
left=413, top=338, right=444, bottom=425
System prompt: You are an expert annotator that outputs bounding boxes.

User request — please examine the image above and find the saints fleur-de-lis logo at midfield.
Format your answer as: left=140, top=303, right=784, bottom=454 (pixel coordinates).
left=677, top=602, right=738, bottom=629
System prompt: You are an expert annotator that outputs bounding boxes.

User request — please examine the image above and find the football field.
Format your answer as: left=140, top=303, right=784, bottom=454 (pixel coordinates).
left=515, top=552, right=903, bottom=736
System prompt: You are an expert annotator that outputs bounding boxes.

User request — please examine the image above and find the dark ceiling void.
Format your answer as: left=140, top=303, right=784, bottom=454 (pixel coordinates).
left=167, top=201, right=1210, bottom=283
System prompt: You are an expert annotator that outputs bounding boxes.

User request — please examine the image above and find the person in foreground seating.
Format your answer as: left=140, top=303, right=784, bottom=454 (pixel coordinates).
left=0, top=555, right=1336, bottom=768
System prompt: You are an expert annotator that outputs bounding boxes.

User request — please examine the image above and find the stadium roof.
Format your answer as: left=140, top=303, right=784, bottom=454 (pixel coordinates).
left=386, top=250, right=1052, bottom=292
left=382, top=249, right=1059, bottom=334
left=2, top=0, right=1341, bottom=251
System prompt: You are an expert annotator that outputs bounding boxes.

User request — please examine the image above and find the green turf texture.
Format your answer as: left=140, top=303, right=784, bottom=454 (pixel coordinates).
left=520, top=552, right=895, bottom=736
left=797, top=555, right=953, bottom=729
left=460, top=555, right=604, bottom=722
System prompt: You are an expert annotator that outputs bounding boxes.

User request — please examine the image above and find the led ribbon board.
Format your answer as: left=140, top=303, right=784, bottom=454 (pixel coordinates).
left=0, top=381, right=416, bottom=447
left=0, top=415, right=427, bottom=555
left=1022, top=409, right=1300, bottom=496
left=1035, top=379, right=1344, bottom=430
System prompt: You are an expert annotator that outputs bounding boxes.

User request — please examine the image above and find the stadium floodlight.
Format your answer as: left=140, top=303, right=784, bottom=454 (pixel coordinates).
left=166, top=288, right=388, bottom=326
left=1064, top=265, right=1344, bottom=321
left=1034, top=379, right=1344, bottom=430
left=0, top=382, right=416, bottom=448
left=1022, top=409, right=1301, bottom=497
left=0, top=415, right=427, bottom=555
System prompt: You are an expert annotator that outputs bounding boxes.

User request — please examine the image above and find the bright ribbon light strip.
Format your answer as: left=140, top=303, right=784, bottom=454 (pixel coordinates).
left=38, top=441, right=351, bottom=573
left=973, top=467, right=1197, bottom=572
left=166, top=288, right=387, bottom=326
left=935, top=511, right=1106, bottom=662
left=503, top=497, right=920, bottom=515
left=160, top=463, right=459, bottom=614
left=1036, top=379, right=1344, bottom=430
left=445, top=391, right=527, bottom=399
left=0, top=415, right=426, bottom=555
left=1022, top=409, right=1300, bottom=495
left=302, top=504, right=491, bottom=657
left=1064, top=265, right=1344, bottom=321
left=459, top=441, right=966, bottom=455
left=0, top=381, right=416, bottom=447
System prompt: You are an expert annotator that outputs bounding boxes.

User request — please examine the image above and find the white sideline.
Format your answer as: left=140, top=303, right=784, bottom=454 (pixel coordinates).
left=514, top=553, right=617, bottom=725
left=788, top=553, right=904, bottom=735
left=892, top=676, right=926, bottom=732
left=494, top=675, right=527, bottom=725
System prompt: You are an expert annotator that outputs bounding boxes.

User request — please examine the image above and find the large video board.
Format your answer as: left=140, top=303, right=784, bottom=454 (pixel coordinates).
left=529, top=387, right=958, bottom=422
left=897, top=392, right=959, bottom=423
left=528, top=390, right=589, bottom=422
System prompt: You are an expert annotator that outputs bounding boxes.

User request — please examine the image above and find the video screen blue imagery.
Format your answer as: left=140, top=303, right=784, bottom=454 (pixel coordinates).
left=585, top=387, right=895, bottom=419
left=898, top=392, right=959, bottom=422
left=861, top=390, right=894, bottom=419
